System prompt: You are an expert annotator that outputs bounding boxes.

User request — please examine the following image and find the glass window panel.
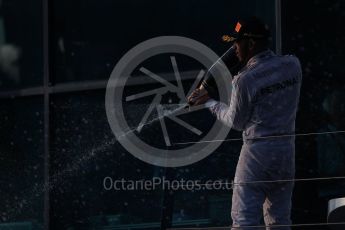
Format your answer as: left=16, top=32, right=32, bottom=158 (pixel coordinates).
left=50, top=90, right=164, bottom=229
left=51, top=0, right=276, bottom=84
left=0, top=0, right=43, bottom=89
left=0, top=96, right=44, bottom=227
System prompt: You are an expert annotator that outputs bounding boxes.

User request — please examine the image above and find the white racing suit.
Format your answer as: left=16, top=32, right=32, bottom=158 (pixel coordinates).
left=206, top=50, right=302, bottom=229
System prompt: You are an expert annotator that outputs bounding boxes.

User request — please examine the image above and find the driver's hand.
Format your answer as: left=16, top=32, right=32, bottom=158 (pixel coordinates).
left=187, top=88, right=210, bottom=106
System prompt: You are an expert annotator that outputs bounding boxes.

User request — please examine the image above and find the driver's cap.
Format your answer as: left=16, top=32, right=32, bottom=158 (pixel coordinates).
left=222, top=17, right=271, bottom=43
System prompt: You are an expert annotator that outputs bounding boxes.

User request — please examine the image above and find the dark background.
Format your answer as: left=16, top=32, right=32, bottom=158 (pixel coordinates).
left=0, top=0, right=344, bottom=229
